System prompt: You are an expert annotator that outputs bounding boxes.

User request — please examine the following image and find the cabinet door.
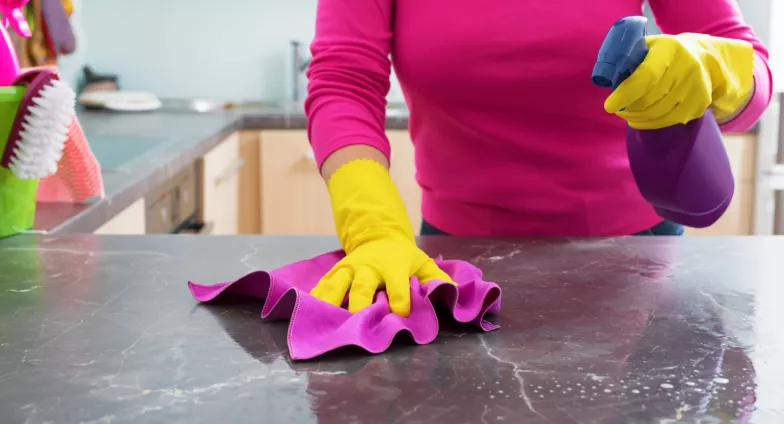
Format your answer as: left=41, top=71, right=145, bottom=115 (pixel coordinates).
left=258, top=130, right=422, bottom=235
left=200, top=133, right=242, bottom=235
left=94, top=199, right=146, bottom=234
left=238, top=131, right=262, bottom=234
left=685, top=133, right=756, bottom=236
left=259, top=130, right=334, bottom=234
left=387, top=130, right=421, bottom=232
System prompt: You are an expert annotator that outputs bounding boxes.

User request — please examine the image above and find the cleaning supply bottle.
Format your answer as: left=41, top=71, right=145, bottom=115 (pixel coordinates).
left=1, top=0, right=31, bottom=85
left=0, top=21, right=20, bottom=86
left=591, top=16, right=734, bottom=229
left=1, top=0, right=75, bottom=238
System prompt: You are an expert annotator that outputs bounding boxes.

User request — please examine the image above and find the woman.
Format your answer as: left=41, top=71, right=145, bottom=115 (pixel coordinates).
left=304, top=0, right=772, bottom=316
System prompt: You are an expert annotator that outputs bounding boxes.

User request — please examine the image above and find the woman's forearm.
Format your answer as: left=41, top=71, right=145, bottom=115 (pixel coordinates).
left=306, top=0, right=395, bottom=180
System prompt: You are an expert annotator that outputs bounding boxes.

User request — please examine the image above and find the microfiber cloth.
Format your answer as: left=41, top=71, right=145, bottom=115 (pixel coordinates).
left=188, top=250, right=502, bottom=360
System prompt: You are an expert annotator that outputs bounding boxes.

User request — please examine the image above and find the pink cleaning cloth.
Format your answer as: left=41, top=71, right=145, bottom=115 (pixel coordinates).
left=188, top=250, right=502, bottom=360
left=37, top=115, right=104, bottom=203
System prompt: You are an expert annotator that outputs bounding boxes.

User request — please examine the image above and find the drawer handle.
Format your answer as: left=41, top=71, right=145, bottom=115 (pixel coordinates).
left=214, top=158, right=245, bottom=186
left=178, top=221, right=214, bottom=234
left=198, top=221, right=214, bottom=234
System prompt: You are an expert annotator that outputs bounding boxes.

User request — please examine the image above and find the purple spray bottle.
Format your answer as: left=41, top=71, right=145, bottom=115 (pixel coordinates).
left=591, top=16, right=735, bottom=228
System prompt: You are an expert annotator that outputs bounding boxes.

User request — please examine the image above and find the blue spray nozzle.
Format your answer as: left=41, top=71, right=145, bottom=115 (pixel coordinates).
left=591, top=16, right=649, bottom=90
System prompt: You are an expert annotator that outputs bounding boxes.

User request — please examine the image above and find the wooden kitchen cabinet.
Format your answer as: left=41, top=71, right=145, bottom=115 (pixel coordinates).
left=387, top=130, right=422, bottom=232
left=684, top=132, right=757, bottom=236
left=237, top=131, right=262, bottom=234
left=93, top=199, right=146, bottom=235
left=256, top=130, right=757, bottom=236
left=258, top=130, right=421, bottom=235
left=199, top=133, right=242, bottom=235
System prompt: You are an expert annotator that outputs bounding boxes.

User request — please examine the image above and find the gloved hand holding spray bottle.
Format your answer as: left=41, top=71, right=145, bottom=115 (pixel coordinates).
left=593, top=16, right=755, bottom=228
left=1, top=0, right=76, bottom=238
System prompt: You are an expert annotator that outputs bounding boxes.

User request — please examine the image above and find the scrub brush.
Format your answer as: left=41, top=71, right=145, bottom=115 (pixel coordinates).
left=0, top=69, right=75, bottom=179
left=1, top=0, right=75, bottom=180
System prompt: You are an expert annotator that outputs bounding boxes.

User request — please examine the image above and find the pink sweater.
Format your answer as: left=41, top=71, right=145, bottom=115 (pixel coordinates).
left=305, top=0, right=772, bottom=236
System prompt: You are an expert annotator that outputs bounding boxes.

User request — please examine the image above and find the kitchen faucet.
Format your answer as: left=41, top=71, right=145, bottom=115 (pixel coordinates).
left=291, top=40, right=311, bottom=103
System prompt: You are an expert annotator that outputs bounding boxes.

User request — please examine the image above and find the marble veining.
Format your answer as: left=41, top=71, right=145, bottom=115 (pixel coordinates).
left=1, top=235, right=782, bottom=423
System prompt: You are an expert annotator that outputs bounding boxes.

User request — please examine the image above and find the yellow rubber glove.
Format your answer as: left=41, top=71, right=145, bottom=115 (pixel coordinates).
left=604, top=33, right=755, bottom=130
left=310, top=158, right=454, bottom=316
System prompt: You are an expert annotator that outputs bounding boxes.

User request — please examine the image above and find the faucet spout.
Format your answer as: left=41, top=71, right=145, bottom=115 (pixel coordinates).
left=291, top=41, right=311, bottom=103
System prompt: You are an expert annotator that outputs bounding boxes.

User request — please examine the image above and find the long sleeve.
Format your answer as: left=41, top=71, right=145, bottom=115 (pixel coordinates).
left=648, top=0, right=773, bottom=133
left=304, top=0, right=394, bottom=168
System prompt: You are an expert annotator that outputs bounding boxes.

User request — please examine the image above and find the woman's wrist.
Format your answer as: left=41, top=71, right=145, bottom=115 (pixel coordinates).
left=716, top=79, right=755, bottom=125
left=320, top=144, right=390, bottom=181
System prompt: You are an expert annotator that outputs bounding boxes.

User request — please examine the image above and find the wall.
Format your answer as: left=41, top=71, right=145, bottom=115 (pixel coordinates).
left=77, top=0, right=336, bottom=101
left=56, top=0, right=85, bottom=88
left=73, top=0, right=772, bottom=101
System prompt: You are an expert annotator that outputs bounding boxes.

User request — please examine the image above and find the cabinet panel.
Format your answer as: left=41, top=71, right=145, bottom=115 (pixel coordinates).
left=259, top=130, right=334, bottom=235
left=723, top=133, right=756, bottom=181
left=94, top=199, right=146, bottom=235
left=386, top=130, right=421, bottom=232
left=684, top=133, right=756, bottom=235
left=258, top=130, right=422, bottom=235
left=200, top=133, right=241, bottom=235
left=685, top=180, right=754, bottom=236
left=238, top=131, right=261, bottom=234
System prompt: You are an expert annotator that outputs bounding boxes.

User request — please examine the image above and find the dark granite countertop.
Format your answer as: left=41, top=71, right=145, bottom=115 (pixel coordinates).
left=0, top=235, right=782, bottom=423
left=33, top=107, right=410, bottom=234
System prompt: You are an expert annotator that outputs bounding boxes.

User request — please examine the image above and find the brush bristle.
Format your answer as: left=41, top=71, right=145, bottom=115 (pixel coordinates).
left=8, top=79, right=76, bottom=180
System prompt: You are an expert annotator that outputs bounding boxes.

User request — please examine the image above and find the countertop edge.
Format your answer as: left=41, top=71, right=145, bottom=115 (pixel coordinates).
left=48, top=119, right=244, bottom=234
left=42, top=112, right=410, bottom=234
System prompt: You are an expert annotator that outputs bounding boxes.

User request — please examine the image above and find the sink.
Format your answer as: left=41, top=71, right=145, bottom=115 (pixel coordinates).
left=159, top=99, right=293, bottom=114
left=158, top=98, right=408, bottom=117
left=87, top=135, right=165, bottom=170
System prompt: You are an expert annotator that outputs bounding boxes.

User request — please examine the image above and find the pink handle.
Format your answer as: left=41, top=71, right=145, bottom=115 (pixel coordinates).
left=1, top=1, right=30, bottom=85
left=1, top=5, right=32, bottom=37
left=0, top=24, right=21, bottom=86
left=1, top=0, right=32, bottom=35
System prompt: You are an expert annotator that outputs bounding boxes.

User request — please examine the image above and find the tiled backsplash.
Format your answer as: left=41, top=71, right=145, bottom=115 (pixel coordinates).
left=60, top=0, right=770, bottom=100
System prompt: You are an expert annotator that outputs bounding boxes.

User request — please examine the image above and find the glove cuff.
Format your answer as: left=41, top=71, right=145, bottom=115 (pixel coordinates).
left=327, top=158, right=415, bottom=253
left=691, top=34, right=756, bottom=120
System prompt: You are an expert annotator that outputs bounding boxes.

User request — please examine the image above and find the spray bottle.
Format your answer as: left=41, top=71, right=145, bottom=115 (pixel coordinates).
left=591, top=16, right=734, bottom=228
